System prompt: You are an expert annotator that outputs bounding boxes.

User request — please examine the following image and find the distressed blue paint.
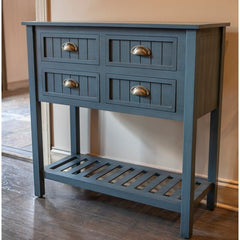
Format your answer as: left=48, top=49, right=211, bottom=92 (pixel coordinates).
left=24, top=22, right=229, bottom=239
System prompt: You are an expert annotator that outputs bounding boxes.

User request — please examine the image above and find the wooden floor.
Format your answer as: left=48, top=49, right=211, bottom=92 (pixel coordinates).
left=2, top=156, right=238, bottom=240
left=2, top=92, right=32, bottom=160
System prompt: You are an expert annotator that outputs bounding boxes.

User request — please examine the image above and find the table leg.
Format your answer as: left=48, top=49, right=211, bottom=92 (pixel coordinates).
left=27, top=26, right=45, bottom=197
left=70, top=106, right=80, bottom=155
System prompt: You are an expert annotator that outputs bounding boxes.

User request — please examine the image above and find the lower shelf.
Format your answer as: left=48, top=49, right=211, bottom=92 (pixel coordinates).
left=44, top=154, right=212, bottom=213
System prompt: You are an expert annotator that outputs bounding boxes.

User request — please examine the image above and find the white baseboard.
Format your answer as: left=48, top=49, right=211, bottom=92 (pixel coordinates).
left=50, top=148, right=238, bottom=211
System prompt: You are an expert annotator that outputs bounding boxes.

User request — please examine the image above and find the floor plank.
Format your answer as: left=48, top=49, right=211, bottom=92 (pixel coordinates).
left=2, top=156, right=238, bottom=240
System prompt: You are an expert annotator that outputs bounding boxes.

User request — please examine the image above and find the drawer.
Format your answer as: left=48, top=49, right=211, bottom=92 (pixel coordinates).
left=106, top=35, right=177, bottom=70
left=39, top=69, right=99, bottom=102
left=105, top=74, right=176, bottom=112
left=40, top=32, right=99, bottom=65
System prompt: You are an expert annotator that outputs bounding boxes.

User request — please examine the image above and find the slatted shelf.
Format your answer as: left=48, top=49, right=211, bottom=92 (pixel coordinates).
left=45, top=154, right=212, bottom=213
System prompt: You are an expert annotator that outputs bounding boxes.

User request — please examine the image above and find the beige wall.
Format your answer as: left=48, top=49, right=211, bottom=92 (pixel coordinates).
left=3, top=0, right=35, bottom=84
left=51, top=0, right=238, bottom=186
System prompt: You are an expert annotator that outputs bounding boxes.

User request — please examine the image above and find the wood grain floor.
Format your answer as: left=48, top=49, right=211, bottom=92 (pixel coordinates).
left=2, top=156, right=238, bottom=240
left=2, top=92, right=32, bottom=160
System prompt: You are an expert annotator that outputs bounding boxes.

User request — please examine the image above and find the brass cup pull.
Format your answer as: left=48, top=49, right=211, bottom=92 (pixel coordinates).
left=62, top=42, right=78, bottom=52
left=131, top=45, right=151, bottom=56
left=63, top=79, right=79, bottom=88
left=130, top=85, right=150, bottom=97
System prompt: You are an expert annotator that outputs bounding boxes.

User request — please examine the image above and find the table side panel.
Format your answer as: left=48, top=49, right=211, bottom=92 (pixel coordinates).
left=195, top=28, right=222, bottom=118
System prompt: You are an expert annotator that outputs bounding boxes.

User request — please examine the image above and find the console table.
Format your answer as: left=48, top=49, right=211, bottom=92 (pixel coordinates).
left=23, top=21, right=229, bottom=238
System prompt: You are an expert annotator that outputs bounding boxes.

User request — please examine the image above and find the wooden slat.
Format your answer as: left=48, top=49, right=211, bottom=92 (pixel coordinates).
left=162, top=42, right=173, bottom=66
left=111, top=40, right=120, bottom=62
left=170, top=186, right=182, bottom=199
left=156, top=177, right=181, bottom=196
left=67, top=159, right=96, bottom=174
left=80, top=76, right=88, bottom=97
left=120, top=40, right=129, bottom=63
left=54, top=73, right=62, bottom=93
left=120, top=80, right=129, bottom=102
left=53, top=38, right=61, bottom=58
left=150, top=83, right=161, bottom=105
left=102, top=166, right=131, bottom=183
left=46, top=73, right=54, bottom=92
left=114, top=169, right=142, bottom=186
left=126, top=172, right=154, bottom=189
left=161, top=84, right=173, bottom=107
left=142, top=174, right=168, bottom=193
left=151, top=41, right=161, bottom=65
left=79, top=38, right=87, bottom=60
left=45, top=37, right=53, bottom=57
left=87, top=39, right=96, bottom=60
left=88, top=76, right=96, bottom=97
left=56, top=157, right=81, bottom=172
left=111, top=79, right=120, bottom=101
left=45, top=155, right=78, bottom=170
left=90, top=163, right=121, bottom=180
left=80, top=162, right=109, bottom=177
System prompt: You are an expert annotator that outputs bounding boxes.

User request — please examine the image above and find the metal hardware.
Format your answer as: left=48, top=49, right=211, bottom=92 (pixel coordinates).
left=62, top=42, right=78, bottom=52
left=63, top=79, right=79, bottom=88
left=131, top=45, right=151, bottom=56
left=130, top=85, right=150, bottom=96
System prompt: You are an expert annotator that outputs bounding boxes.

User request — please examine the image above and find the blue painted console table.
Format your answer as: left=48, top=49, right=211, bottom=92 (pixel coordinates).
left=23, top=21, right=229, bottom=238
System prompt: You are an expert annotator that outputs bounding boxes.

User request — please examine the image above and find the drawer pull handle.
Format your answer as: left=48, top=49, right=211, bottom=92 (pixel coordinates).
left=131, top=45, right=151, bottom=56
left=62, top=42, right=78, bottom=52
left=130, top=85, right=150, bottom=96
left=63, top=79, right=79, bottom=88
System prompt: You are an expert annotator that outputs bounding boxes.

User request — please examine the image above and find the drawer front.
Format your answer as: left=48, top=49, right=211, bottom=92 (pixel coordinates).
left=106, top=35, right=177, bottom=70
left=40, top=32, right=99, bottom=65
left=105, top=74, right=176, bottom=112
left=39, top=69, right=99, bottom=102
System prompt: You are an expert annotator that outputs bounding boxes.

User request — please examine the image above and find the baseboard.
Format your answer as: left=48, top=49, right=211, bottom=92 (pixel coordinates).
left=50, top=148, right=238, bottom=211
left=2, top=79, right=29, bottom=98
left=7, top=79, right=29, bottom=91
left=2, top=145, right=32, bottom=162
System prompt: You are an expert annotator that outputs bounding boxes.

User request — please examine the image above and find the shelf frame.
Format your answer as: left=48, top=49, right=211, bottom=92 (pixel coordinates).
left=45, top=154, right=212, bottom=214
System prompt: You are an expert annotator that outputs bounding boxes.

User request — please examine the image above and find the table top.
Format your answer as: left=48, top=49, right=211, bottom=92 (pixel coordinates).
left=22, top=21, right=230, bottom=29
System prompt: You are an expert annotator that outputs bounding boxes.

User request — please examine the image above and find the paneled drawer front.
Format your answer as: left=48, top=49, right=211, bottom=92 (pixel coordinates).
left=105, top=74, right=176, bottom=112
left=106, top=35, right=177, bottom=70
left=40, top=69, right=99, bottom=102
left=40, top=32, right=99, bottom=64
